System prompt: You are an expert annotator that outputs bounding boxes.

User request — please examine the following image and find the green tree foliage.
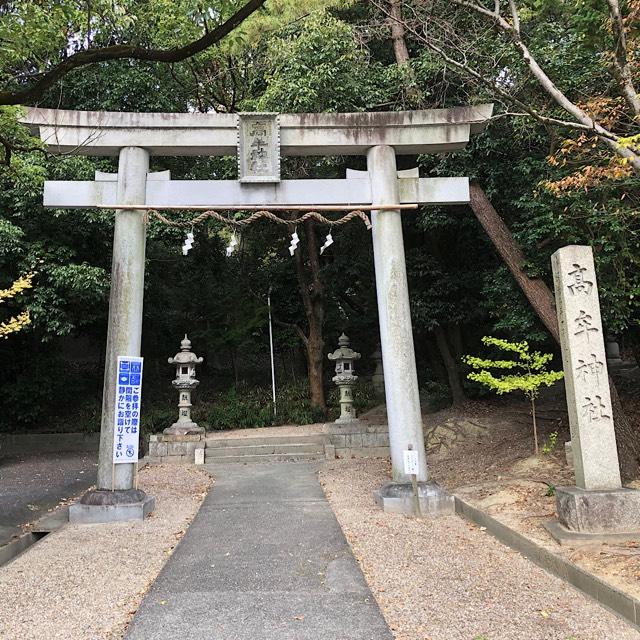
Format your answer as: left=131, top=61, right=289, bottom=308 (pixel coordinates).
left=257, top=12, right=391, bottom=112
left=1, top=0, right=640, bottom=433
left=464, top=336, right=564, bottom=454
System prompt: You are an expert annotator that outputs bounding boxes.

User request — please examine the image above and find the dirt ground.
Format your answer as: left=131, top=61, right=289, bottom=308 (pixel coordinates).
left=423, top=385, right=640, bottom=602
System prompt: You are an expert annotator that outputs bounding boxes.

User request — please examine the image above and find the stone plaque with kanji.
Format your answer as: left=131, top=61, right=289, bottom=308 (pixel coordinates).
left=237, top=113, right=280, bottom=183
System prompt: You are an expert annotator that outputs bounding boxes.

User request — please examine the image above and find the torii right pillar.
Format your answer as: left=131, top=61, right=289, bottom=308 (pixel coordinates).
left=369, top=145, right=454, bottom=516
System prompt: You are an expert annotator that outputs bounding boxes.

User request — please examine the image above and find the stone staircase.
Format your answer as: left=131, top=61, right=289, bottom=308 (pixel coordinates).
left=204, top=433, right=330, bottom=464
left=148, top=420, right=390, bottom=465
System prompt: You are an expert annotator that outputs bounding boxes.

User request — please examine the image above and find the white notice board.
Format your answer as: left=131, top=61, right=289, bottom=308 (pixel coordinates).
left=403, top=450, right=419, bottom=475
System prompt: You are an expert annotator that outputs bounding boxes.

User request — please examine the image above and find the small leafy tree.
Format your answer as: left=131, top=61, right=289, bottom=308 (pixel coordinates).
left=0, top=273, right=34, bottom=338
left=463, top=336, right=564, bottom=455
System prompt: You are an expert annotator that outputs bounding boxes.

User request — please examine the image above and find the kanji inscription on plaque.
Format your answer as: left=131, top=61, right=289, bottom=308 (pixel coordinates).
left=237, top=113, right=281, bottom=183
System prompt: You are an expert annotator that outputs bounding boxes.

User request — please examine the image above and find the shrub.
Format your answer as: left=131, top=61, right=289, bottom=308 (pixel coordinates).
left=463, top=336, right=564, bottom=455
left=206, top=379, right=377, bottom=430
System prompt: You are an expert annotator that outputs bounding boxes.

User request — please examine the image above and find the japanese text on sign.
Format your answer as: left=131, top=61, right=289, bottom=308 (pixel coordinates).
left=565, top=261, right=611, bottom=424
left=237, top=113, right=280, bottom=183
left=113, top=356, right=143, bottom=464
left=403, top=449, right=419, bottom=475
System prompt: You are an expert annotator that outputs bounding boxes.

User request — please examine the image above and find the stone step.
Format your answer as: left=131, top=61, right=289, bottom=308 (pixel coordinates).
left=205, top=434, right=329, bottom=449
left=204, top=452, right=322, bottom=464
left=205, top=443, right=325, bottom=458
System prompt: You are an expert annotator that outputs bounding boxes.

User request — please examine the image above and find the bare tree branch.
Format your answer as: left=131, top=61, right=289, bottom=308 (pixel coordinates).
left=377, top=0, right=640, bottom=171
left=389, top=0, right=411, bottom=64
left=508, top=0, right=520, bottom=34
left=449, top=0, right=640, bottom=170
left=371, top=0, right=620, bottom=139
left=607, top=0, right=640, bottom=116
left=0, top=0, right=267, bottom=106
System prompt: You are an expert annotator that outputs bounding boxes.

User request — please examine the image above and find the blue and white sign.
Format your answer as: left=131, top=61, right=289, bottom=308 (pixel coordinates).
left=113, top=356, right=143, bottom=464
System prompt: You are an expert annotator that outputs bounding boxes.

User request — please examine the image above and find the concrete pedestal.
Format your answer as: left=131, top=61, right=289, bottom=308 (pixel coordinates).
left=545, top=485, right=640, bottom=544
left=147, top=433, right=205, bottom=464
left=69, top=489, right=155, bottom=524
left=373, top=481, right=454, bottom=517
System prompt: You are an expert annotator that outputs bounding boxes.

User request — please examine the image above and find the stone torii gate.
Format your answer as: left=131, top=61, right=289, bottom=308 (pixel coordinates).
left=23, top=105, right=493, bottom=519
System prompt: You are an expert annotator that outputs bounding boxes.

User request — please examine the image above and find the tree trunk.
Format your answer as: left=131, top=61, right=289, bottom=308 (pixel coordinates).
left=609, top=375, right=639, bottom=482
left=387, top=0, right=423, bottom=105
left=389, top=0, right=411, bottom=64
left=469, top=182, right=639, bottom=480
left=469, top=182, right=560, bottom=343
left=229, top=347, right=238, bottom=389
left=425, top=337, right=448, bottom=383
left=307, top=331, right=325, bottom=414
left=531, top=396, right=539, bottom=456
left=433, top=325, right=467, bottom=405
left=293, top=220, right=327, bottom=412
left=448, top=323, right=465, bottom=360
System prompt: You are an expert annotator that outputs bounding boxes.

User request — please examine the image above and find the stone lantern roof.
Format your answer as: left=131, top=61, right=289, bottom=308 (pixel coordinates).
left=168, top=335, right=203, bottom=365
left=328, top=333, right=361, bottom=362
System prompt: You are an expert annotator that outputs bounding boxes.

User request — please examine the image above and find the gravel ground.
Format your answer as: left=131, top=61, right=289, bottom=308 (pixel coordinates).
left=320, top=458, right=640, bottom=640
left=0, top=464, right=211, bottom=640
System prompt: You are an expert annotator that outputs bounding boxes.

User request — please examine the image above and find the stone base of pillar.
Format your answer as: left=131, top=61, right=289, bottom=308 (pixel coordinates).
left=335, top=416, right=359, bottom=425
left=163, top=421, right=204, bottom=436
left=69, top=489, right=155, bottom=524
left=544, top=485, right=640, bottom=545
left=373, top=481, right=455, bottom=517
left=564, top=441, right=574, bottom=470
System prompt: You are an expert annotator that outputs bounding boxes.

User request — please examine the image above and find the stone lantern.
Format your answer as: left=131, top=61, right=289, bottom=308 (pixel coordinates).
left=328, top=333, right=361, bottom=423
left=164, top=335, right=204, bottom=435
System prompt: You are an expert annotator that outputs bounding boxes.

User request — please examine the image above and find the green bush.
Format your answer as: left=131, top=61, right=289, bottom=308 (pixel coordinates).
left=420, top=381, right=452, bottom=412
left=206, top=380, right=378, bottom=431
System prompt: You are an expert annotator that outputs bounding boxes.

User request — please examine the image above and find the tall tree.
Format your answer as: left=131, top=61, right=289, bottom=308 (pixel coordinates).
left=372, top=0, right=640, bottom=170
left=0, top=0, right=268, bottom=106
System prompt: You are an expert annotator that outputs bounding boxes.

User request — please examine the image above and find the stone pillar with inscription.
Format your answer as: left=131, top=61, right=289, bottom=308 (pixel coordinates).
left=547, top=245, right=640, bottom=543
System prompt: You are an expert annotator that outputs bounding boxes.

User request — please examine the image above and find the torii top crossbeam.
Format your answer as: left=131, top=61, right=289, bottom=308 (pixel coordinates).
left=23, top=106, right=494, bottom=209
left=22, top=105, right=493, bottom=156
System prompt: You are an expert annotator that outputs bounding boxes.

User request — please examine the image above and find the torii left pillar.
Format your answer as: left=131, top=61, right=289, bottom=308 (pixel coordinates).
left=70, top=147, right=155, bottom=523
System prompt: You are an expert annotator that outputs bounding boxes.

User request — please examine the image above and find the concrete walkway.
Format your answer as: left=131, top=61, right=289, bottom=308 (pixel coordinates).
left=126, top=462, right=392, bottom=640
left=0, top=452, right=97, bottom=546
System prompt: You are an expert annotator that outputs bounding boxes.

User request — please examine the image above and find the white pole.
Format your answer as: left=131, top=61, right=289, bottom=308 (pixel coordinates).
left=368, top=145, right=428, bottom=482
left=268, top=287, right=277, bottom=417
left=97, top=147, right=149, bottom=492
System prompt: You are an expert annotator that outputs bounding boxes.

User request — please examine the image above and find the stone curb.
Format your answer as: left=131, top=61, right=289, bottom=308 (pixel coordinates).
left=0, top=533, right=46, bottom=568
left=454, top=496, right=640, bottom=630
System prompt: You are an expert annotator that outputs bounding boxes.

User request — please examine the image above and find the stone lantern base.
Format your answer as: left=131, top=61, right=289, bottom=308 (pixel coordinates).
left=163, top=421, right=205, bottom=436
left=148, top=433, right=206, bottom=464
left=335, top=415, right=360, bottom=425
